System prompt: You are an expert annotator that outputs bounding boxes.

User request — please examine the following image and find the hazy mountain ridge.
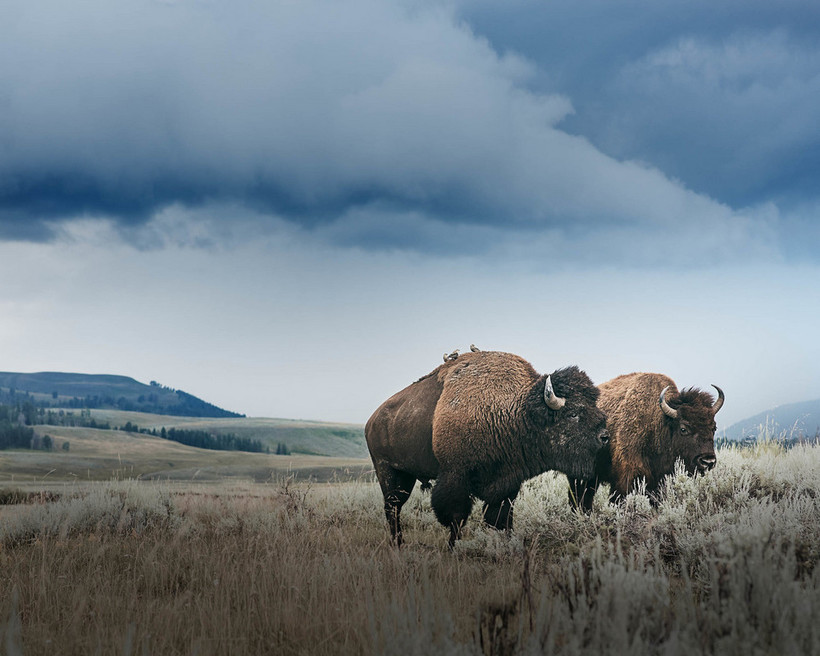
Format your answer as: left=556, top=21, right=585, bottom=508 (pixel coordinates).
left=721, top=398, right=820, bottom=440
left=0, top=371, right=243, bottom=419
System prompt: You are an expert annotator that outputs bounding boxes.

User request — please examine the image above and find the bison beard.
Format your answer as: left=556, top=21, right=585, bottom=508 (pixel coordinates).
left=366, top=351, right=609, bottom=547
left=568, top=372, right=724, bottom=512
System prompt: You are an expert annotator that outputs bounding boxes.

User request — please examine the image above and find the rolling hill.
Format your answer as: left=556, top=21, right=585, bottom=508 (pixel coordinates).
left=82, top=410, right=369, bottom=459
left=721, top=398, right=820, bottom=440
left=0, top=422, right=370, bottom=483
left=0, top=372, right=371, bottom=483
left=0, top=371, right=243, bottom=418
left=1, top=408, right=369, bottom=483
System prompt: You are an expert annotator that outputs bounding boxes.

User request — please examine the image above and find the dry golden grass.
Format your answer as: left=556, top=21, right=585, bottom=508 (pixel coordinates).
left=1, top=441, right=819, bottom=655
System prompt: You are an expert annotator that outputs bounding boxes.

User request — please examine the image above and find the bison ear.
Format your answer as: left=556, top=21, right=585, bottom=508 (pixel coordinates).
left=544, top=375, right=566, bottom=410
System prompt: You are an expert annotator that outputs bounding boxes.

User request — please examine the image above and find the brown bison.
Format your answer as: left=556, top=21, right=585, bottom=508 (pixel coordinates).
left=366, top=350, right=609, bottom=546
left=568, top=372, right=724, bottom=511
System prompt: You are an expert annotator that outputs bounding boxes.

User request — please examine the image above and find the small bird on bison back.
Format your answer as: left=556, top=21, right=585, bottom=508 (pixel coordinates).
left=443, top=349, right=460, bottom=362
left=567, top=372, right=724, bottom=512
left=365, top=350, right=609, bottom=547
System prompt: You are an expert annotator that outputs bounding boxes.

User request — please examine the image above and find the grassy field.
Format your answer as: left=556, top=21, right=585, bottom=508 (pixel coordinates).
left=1, top=439, right=819, bottom=655
left=1, top=421, right=370, bottom=484
left=76, top=409, right=368, bottom=458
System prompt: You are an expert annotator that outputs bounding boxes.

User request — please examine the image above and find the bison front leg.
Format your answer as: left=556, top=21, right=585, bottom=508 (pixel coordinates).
left=431, top=472, right=474, bottom=548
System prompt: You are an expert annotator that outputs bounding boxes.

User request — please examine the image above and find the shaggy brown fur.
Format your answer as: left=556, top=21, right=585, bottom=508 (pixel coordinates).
left=366, top=350, right=609, bottom=546
left=568, top=372, right=723, bottom=511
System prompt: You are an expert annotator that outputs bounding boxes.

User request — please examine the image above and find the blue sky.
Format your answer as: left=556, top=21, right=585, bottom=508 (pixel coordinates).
left=1, top=0, right=818, bottom=428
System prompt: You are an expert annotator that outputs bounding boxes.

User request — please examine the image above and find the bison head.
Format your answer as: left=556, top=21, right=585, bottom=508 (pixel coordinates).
left=530, top=366, right=609, bottom=480
left=659, top=385, right=724, bottom=475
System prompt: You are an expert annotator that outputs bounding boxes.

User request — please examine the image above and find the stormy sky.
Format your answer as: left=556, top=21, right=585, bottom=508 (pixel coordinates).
left=1, top=0, right=818, bottom=429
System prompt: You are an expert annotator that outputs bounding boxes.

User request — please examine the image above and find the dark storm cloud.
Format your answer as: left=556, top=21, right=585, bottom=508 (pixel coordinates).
left=0, top=0, right=552, bottom=233
left=458, top=0, right=820, bottom=209
left=0, top=0, right=813, bottom=264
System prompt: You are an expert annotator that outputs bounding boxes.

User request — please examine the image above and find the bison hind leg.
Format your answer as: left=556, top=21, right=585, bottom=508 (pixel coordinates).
left=375, top=464, right=417, bottom=547
left=431, top=473, right=474, bottom=548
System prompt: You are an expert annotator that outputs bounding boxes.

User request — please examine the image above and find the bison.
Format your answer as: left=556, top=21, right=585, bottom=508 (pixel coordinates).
left=568, top=372, right=724, bottom=511
left=366, top=350, right=609, bottom=547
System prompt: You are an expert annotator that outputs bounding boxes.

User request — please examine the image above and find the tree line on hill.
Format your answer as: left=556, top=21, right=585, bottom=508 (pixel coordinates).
left=0, top=403, right=37, bottom=450
left=0, top=402, right=283, bottom=455
left=0, top=383, right=244, bottom=418
left=118, top=421, right=271, bottom=454
left=715, top=431, right=820, bottom=450
left=38, top=408, right=111, bottom=430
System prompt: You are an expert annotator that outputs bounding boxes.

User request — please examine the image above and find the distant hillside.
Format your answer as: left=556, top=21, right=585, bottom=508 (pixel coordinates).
left=721, top=398, right=820, bottom=441
left=0, top=372, right=243, bottom=418
left=0, top=421, right=370, bottom=483
left=84, top=410, right=369, bottom=459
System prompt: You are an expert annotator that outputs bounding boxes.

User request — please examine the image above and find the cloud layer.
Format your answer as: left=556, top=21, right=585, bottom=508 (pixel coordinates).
left=1, top=0, right=816, bottom=265
left=461, top=0, right=820, bottom=209
left=3, top=216, right=819, bottom=425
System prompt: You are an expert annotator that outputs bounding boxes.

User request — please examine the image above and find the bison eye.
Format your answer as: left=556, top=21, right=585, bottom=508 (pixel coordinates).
left=680, top=426, right=688, bottom=435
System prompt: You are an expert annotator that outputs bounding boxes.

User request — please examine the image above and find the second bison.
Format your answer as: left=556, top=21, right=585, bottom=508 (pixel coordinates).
left=366, top=350, right=609, bottom=546
left=568, top=372, right=724, bottom=511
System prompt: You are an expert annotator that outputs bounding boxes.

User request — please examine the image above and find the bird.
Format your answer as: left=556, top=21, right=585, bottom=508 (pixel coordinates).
left=443, top=349, right=460, bottom=362
left=470, top=344, right=480, bottom=352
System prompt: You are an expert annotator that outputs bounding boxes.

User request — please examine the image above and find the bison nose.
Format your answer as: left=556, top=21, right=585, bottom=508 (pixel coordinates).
left=696, top=454, right=716, bottom=471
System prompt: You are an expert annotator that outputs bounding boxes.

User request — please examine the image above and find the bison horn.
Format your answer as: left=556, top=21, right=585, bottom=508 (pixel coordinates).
left=659, top=386, right=678, bottom=419
left=544, top=375, right=566, bottom=410
left=711, top=385, right=724, bottom=414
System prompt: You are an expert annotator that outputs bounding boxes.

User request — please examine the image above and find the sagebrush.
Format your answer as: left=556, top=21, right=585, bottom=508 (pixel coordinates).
left=1, top=442, right=819, bottom=655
